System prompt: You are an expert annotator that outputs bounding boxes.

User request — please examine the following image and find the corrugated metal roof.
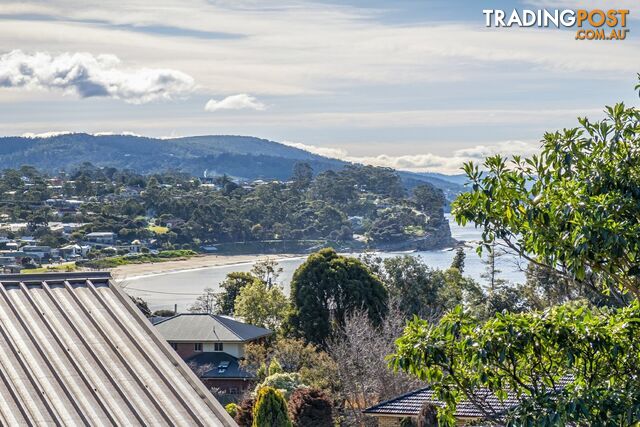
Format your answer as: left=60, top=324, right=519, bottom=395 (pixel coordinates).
left=0, top=272, right=236, bottom=426
left=155, top=313, right=272, bottom=342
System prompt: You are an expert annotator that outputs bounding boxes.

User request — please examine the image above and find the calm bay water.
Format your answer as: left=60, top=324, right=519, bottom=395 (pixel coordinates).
left=124, top=215, right=526, bottom=311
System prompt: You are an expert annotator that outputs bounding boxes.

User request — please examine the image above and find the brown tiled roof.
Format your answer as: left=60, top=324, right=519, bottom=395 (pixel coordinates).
left=0, top=272, right=235, bottom=426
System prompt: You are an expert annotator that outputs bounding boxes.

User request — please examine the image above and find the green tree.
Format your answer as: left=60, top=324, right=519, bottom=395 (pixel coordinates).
left=288, top=248, right=388, bottom=346
left=288, top=388, right=333, bottom=427
left=215, top=272, right=260, bottom=315
left=291, top=162, right=313, bottom=190
left=518, top=262, right=628, bottom=310
left=453, top=98, right=640, bottom=296
left=394, top=82, right=640, bottom=425
left=376, top=255, right=446, bottom=318
left=252, top=387, right=292, bottom=427
left=413, top=184, right=445, bottom=224
left=450, top=247, right=465, bottom=273
left=480, top=243, right=505, bottom=292
left=392, top=302, right=640, bottom=426
left=268, top=358, right=283, bottom=376
left=362, top=254, right=481, bottom=318
left=251, top=258, right=283, bottom=287
left=235, top=280, right=289, bottom=330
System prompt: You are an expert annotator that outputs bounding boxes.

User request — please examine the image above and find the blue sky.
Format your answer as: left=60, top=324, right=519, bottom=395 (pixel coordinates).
left=0, top=0, right=638, bottom=173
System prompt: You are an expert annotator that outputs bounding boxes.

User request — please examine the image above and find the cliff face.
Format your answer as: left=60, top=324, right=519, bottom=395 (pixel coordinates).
left=417, top=219, right=456, bottom=250
left=374, top=218, right=456, bottom=252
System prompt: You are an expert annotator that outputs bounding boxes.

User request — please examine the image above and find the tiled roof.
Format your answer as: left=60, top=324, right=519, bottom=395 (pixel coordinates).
left=155, top=313, right=272, bottom=342
left=186, top=352, right=254, bottom=380
left=0, top=272, right=235, bottom=426
left=364, top=387, right=519, bottom=418
left=365, top=377, right=573, bottom=419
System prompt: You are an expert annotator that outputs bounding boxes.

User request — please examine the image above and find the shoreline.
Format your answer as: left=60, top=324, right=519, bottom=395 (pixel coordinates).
left=110, top=253, right=303, bottom=281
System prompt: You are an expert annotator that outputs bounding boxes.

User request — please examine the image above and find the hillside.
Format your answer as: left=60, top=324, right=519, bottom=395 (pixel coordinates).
left=0, top=133, right=464, bottom=197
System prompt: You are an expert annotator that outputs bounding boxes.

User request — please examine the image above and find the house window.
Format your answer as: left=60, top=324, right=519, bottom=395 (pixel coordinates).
left=170, top=343, right=178, bottom=350
left=214, top=343, right=224, bottom=352
left=194, top=343, right=203, bottom=352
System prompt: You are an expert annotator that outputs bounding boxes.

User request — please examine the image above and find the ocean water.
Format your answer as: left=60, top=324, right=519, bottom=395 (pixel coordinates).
left=124, top=215, right=526, bottom=311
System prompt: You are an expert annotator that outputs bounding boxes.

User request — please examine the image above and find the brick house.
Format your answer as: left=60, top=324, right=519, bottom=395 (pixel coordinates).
left=154, top=313, right=272, bottom=394
left=363, top=387, right=518, bottom=426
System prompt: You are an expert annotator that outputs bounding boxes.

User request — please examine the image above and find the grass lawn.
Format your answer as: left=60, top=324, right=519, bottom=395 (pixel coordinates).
left=23, top=262, right=78, bottom=274
left=148, top=225, right=169, bottom=234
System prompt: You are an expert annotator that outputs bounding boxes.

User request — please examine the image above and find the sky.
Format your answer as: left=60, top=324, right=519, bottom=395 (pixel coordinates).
left=0, top=0, right=638, bottom=174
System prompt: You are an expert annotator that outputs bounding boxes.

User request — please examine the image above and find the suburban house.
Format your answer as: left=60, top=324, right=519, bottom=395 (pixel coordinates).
left=84, top=231, right=117, bottom=247
left=59, top=243, right=91, bottom=260
left=21, top=245, right=53, bottom=261
left=155, top=313, right=272, bottom=394
left=0, top=272, right=234, bottom=426
left=363, top=387, right=518, bottom=426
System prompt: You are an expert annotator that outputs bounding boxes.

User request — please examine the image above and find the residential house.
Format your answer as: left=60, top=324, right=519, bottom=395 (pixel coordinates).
left=124, top=239, right=143, bottom=254
left=59, top=244, right=91, bottom=260
left=2, top=264, right=21, bottom=273
left=155, top=313, right=272, bottom=394
left=4, top=242, right=19, bottom=251
left=84, top=231, right=117, bottom=247
left=363, top=387, right=518, bottom=426
left=21, top=245, right=52, bottom=261
left=0, top=256, right=17, bottom=268
left=119, top=186, right=142, bottom=198
left=0, top=272, right=234, bottom=426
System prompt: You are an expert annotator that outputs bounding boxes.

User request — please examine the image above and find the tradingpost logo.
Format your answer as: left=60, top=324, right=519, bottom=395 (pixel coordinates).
left=483, top=9, right=630, bottom=40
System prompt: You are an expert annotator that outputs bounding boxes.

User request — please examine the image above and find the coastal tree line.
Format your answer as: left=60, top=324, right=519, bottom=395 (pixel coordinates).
left=0, top=162, right=449, bottom=252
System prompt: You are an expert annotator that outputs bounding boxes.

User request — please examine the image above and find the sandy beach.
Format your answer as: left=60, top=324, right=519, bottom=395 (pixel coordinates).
left=110, top=253, right=302, bottom=280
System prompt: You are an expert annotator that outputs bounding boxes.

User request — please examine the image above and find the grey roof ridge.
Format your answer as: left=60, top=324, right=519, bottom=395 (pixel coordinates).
left=213, top=314, right=273, bottom=341
left=154, top=312, right=253, bottom=341
left=209, top=314, right=245, bottom=340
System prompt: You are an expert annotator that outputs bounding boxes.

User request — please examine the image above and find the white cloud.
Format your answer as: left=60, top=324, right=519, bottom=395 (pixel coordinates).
left=0, top=50, right=194, bottom=103
left=283, top=139, right=542, bottom=174
left=0, top=1, right=637, bottom=98
left=92, top=131, right=144, bottom=137
left=281, top=140, right=348, bottom=158
left=22, top=130, right=145, bottom=138
left=21, top=131, right=72, bottom=138
left=204, top=94, right=266, bottom=112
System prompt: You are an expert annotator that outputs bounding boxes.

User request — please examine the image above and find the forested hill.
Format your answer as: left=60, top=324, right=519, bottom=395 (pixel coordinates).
left=0, top=133, right=465, bottom=196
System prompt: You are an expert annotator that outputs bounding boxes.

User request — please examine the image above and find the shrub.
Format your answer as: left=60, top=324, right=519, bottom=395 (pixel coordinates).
left=288, top=388, right=333, bottom=427
left=225, top=403, right=238, bottom=418
left=252, top=387, right=292, bottom=427
left=235, top=396, right=255, bottom=427
left=258, top=373, right=306, bottom=399
left=269, top=358, right=283, bottom=376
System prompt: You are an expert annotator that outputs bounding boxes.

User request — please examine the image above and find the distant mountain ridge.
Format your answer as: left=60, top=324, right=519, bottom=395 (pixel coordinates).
left=0, top=133, right=466, bottom=197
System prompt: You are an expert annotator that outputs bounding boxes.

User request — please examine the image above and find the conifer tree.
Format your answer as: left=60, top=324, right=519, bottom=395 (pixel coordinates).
left=252, top=387, right=292, bottom=427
